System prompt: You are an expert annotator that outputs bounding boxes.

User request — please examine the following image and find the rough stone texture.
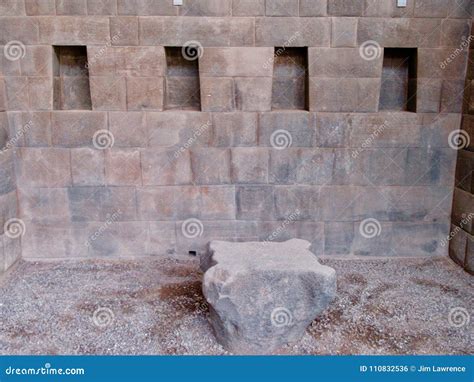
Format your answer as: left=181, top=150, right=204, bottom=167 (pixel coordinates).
left=0, top=256, right=472, bottom=355
left=201, top=239, right=336, bottom=354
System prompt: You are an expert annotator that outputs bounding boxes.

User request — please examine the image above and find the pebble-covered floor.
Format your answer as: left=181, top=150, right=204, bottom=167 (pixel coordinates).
left=0, top=256, right=472, bottom=355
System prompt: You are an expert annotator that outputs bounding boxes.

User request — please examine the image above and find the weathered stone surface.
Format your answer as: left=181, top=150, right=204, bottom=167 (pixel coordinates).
left=201, top=239, right=336, bottom=354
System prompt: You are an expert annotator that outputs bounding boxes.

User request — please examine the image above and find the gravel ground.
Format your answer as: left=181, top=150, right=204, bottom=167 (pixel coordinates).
left=0, top=256, right=472, bottom=355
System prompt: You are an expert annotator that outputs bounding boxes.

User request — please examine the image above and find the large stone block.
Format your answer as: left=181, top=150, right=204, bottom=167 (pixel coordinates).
left=7, top=112, right=51, bottom=147
left=25, top=0, right=55, bottom=15
left=137, top=186, right=201, bottom=220
left=141, top=148, right=192, bottom=185
left=110, top=16, right=138, bottom=45
left=0, top=17, right=39, bottom=44
left=4, top=77, right=29, bottom=110
left=314, top=113, right=350, bottom=147
left=274, top=186, right=321, bottom=220
left=178, top=0, right=232, bottom=16
left=191, top=148, right=231, bottom=184
left=51, top=111, right=107, bottom=147
left=296, top=148, right=335, bottom=185
left=126, top=77, right=164, bottom=111
left=299, top=0, right=327, bottom=16
left=452, top=188, right=474, bottom=235
left=199, top=48, right=273, bottom=77
left=364, top=0, right=414, bottom=17
left=17, top=148, right=72, bottom=187
left=71, top=148, right=105, bottom=186
left=328, top=0, right=365, bottom=16
left=18, top=187, right=70, bottom=224
left=200, top=186, right=236, bottom=220
left=117, top=0, right=177, bottom=15
left=234, top=77, right=272, bottom=111
left=147, top=111, right=212, bottom=148
left=68, top=186, right=136, bottom=222
left=85, top=221, right=149, bottom=257
left=441, top=19, right=471, bottom=47
left=414, top=0, right=449, bottom=17
left=232, top=0, right=265, bottom=16
left=308, top=48, right=382, bottom=77
left=201, top=239, right=336, bottom=354
left=115, top=46, right=166, bottom=77
left=105, top=149, right=141, bottom=186
left=309, top=78, right=380, bottom=112
left=255, top=17, right=330, bottom=47
left=56, top=0, right=87, bottom=15
left=90, top=76, right=127, bottom=111
left=331, top=17, right=357, bottom=47
left=20, top=222, right=89, bottom=259
left=0, top=0, right=25, bottom=15
left=20, top=46, right=53, bottom=76
left=139, top=17, right=254, bottom=46
left=108, top=111, right=147, bottom=147
left=211, top=113, right=257, bottom=147
left=200, top=77, right=234, bottom=112
left=38, top=16, right=110, bottom=45
left=236, top=185, right=275, bottom=220
left=268, top=148, right=299, bottom=184
left=324, top=222, right=354, bottom=255
left=87, top=0, right=117, bottom=15
left=259, top=111, right=314, bottom=147
left=231, top=148, right=269, bottom=184
left=265, top=0, right=299, bottom=16
left=0, top=150, right=16, bottom=195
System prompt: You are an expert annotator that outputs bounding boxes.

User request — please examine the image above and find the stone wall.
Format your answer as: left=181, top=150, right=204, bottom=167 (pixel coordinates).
left=0, top=0, right=471, bottom=261
left=450, top=18, right=474, bottom=274
left=0, top=107, right=20, bottom=273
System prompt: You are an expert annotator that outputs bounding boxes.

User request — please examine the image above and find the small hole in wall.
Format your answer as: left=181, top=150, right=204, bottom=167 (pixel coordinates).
left=271, top=47, right=309, bottom=111
left=188, top=251, right=197, bottom=256
left=164, top=47, right=201, bottom=111
left=379, top=48, right=417, bottom=112
left=53, top=46, right=92, bottom=110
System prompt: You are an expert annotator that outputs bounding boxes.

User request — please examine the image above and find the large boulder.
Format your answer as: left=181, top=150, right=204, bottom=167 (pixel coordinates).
left=201, top=239, right=337, bottom=354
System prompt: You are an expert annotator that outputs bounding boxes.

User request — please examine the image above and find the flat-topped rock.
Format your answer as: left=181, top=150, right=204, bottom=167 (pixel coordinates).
left=201, top=239, right=337, bottom=354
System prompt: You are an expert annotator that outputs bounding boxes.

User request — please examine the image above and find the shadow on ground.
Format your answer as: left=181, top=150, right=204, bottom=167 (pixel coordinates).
left=0, top=256, right=472, bottom=355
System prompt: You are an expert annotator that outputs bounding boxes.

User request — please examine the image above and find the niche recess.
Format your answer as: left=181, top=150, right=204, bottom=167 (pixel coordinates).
left=379, top=48, right=417, bottom=112
left=164, top=47, right=201, bottom=110
left=271, top=47, right=309, bottom=110
left=53, top=46, right=92, bottom=110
